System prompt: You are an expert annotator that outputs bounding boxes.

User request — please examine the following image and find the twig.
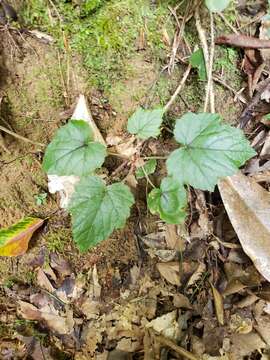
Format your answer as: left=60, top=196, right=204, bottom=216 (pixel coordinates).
left=206, top=11, right=215, bottom=113
left=168, top=1, right=191, bottom=74
left=195, top=7, right=209, bottom=65
left=0, top=152, right=40, bottom=168
left=213, top=76, right=247, bottom=104
left=164, top=64, right=192, bottom=112
left=47, top=0, right=62, bottom=22
left=239, top=77, right=270, bottom=129
left=150, top=330, right=199, bottom=360
left=0, top=125, right=45, bottom=147
left=108, top=151, right=129, bottom=159
left=217, top=12, right=239, bottom=34
left=195, top=7, right=210, bottom=111
left=111, top=160, right=130, bottom=177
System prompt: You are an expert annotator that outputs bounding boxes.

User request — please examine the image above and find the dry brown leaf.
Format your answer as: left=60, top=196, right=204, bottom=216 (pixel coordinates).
left=236, top=294, right=258, bottom=308
left=147, top=249, right=177, bottom=262
left=125, top=174, right=138, bottom=189
left=210, top=283, right=224, bottom=325
left=37, top=268, right=55, bottom=293
left=116, top=337, right=141, bottom=352
left=43, top=265, right=57, bottom=282
left=106, top=134, right=122, bottom=146
left=162, top=28, right=171, bottom=47
left=92, top=264, right=101, bottom=299
left=230, top=314, right=252, bottom=334
left=254, top=301, right=270, bottom=345
left=50, top=253, right=72, bottom=278
left=260, top=132, right=270, bottom=156
left=130, top=265, right=140, bottom=285
left=81, top=299, right=100, bottom=320
left=156, top=262, right=180, bottom=286
left=173, top=293, right=192, bottom=309
left=165, top=224, right=185, bottom=251
left=260, top=17, right=270, bottom=65
left=230, top=332, right=266, bottom=357
left=18, top=300, right=74, bottom=335
left=146, top=311, right=180, bottom=341
left=115, top=136, right=137, bottom=157
left=83, top=326, right=103, bottom=355
left=194, top=190, right=213, bottom=236
left=186, top=262, right=206, bottom=288
left=218, top=172, right=270, bottom=282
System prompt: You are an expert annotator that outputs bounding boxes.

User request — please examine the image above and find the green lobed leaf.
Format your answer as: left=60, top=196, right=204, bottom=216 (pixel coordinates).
left=68, top=176, right=134, bottom=251
left=148, top=177, right=187, bottom=224
left=205, top=0, right=231, bottom=12
left=127, top=107, right=164, bottom=139
left=189, top=48, right=207, bottom=81
left=166, top=112, right=256, bottom=191
left=43, top=120, right=107, bottom=176
left=136, top=159, right=157, bottom=179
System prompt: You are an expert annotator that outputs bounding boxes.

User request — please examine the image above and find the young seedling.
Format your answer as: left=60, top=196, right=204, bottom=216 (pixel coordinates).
left=43, top=105, right=255, bottom=252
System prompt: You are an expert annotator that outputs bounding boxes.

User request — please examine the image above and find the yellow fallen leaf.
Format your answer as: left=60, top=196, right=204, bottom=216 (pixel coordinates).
left=210, top=282, right=224, bottom=325
left=0, top=217, right=44, bottom=256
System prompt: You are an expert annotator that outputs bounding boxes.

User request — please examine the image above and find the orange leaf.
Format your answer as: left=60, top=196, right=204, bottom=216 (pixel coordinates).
left=0, top=217, right=44, bottom=256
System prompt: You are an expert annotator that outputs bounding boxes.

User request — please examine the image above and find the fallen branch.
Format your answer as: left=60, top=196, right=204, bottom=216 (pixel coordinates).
left=216, top=34, right=270, bottom=49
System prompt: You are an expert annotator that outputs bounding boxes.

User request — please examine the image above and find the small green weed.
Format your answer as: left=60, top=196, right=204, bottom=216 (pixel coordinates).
left=34, top=192, right=47, bottom=206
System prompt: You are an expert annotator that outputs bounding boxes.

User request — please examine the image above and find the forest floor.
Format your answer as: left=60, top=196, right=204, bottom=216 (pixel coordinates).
left=1, top=0, right=270, bottom=359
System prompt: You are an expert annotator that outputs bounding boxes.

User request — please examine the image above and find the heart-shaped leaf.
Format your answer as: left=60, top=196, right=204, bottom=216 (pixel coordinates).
left=205, top=0, right=231, bottom=12
left=0, top=217, right=44, bottom=256
left=127, top=107, right=164, bottom=139
left=148, top=177, right=187, bottom=224
left=43, top=120, right=107, bottom=176
left=68, top=176, right=134, bottom=251
left=166, top=113, right=256, bottom=191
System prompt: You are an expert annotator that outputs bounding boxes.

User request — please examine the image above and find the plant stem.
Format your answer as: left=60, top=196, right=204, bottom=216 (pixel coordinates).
left=143, top=156, right=168, bottom=160
left=141, top=166, right=156, bottom=189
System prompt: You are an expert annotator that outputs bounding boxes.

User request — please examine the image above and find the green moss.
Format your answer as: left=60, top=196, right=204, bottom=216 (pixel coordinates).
left=46, top=228, right=71, bottom=253
left=21, top=0, right=175, bottom=92
left=25, top=271, right=37, bottom=285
